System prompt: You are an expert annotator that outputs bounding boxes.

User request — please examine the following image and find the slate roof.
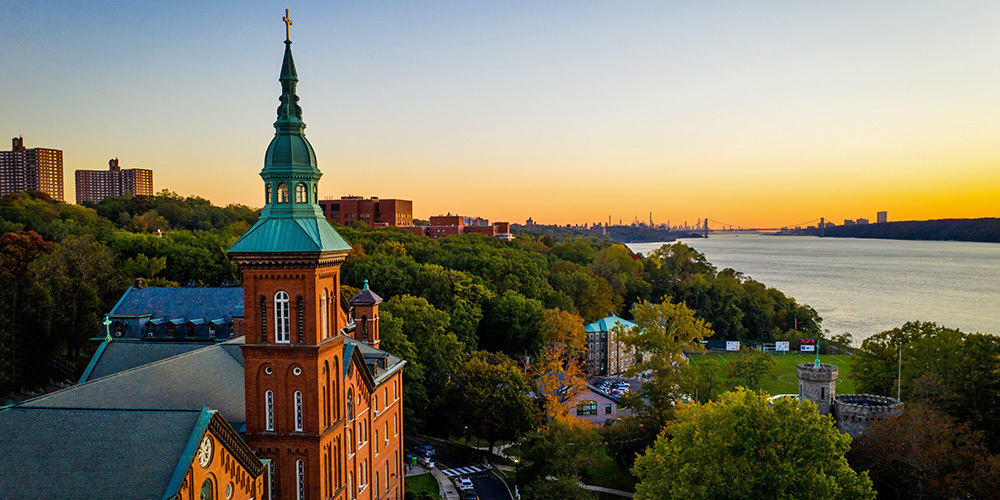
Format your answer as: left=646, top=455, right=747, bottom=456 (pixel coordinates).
left=79, top=340, right=217, bottom=383
left=585, top=314, right=637, bottom=333
left=350, top=284, right=383, bottom=305
left=24, top=339, right=247, bottom=428
left=0, top=406, right=208, bottom=500
left=346, top=337, right=405, bottom=384
left=110, top=286, right=244, bottom=322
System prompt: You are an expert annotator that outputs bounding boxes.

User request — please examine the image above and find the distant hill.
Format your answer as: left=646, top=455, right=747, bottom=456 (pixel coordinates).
left=820, top=218, right=1000, bottom=243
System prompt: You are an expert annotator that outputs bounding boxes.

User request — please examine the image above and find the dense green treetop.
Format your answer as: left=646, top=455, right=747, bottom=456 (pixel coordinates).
left=632, top=388, right=875, bottom=500
left=850, top=321, right=1000, bottom=450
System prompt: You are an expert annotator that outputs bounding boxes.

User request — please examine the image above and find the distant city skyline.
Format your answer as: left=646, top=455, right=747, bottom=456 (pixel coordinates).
left=4, top=1, right=999, bottom=227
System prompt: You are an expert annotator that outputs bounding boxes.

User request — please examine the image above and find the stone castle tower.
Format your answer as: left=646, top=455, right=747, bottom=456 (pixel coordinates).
left=797, top=362, right=838, bottom=415
left=796, top=360, right=904, bottom=437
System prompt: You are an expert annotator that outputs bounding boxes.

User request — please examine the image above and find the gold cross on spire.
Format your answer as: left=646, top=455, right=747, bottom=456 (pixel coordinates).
left=283, top=9, right=293, bottom=41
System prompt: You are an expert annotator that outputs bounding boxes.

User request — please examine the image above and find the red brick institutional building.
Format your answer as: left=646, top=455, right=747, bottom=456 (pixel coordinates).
left=1, top=21, right=405, bottom=500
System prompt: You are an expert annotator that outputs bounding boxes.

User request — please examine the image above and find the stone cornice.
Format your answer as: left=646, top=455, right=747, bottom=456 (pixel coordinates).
left=231, top=250, right=348, bottom=269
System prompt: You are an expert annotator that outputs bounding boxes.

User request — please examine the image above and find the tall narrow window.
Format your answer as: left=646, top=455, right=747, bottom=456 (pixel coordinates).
left=374, top=471, right=380, bottom=497
left=321, top=289, right=329, bottom=339
left=296, top=295, right=304, bottom=343
left=277, top=183, right=289, bottom=203
left=347, top=388, right=354, bottom=421
left=374, top=430, right=379, bottom=454
left=296, top=459, right=305, bottom=500
left=265, top=390, right=275, bottom=431
left=296, top=183, right=307, bottom=203
left=347, top=473, right=353, bottom=499
left=265, top=184, right=272, bottom=204
left=312, top=185, right=317, bottom=204
left=295, top=391, right=304, bottom=432
left=275, top=291, right=290, bottom=343
left=260, top=296, right=267, bottom=343
left=268, top=460, right=276, bottom=500
left=347, top=428, right=354, bottom=454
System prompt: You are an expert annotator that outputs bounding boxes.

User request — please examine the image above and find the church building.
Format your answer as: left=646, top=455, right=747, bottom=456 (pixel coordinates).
left=1, top=16, right=406, bottom=500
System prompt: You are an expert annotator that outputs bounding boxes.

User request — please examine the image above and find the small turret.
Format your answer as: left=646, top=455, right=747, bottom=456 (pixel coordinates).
left=350, top=279, right=383, bottom=348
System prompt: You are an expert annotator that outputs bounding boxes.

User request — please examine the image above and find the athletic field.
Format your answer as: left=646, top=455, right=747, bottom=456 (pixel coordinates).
left=687, top=352, right=856, bottom=396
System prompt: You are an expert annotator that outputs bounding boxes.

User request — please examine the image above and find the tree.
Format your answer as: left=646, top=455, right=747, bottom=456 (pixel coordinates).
left=516, top=418, right=606, bottom=499
left=632, top=388, right=875, bottom=500
left=440, top=351, right=539, bottom=451
left=850, top=321, right=1000, bottom=449
left=534, top=309, right=588, bottom=420
left=381, top=295, right=463, bottom=430
left=726, top=348, right=776, bottom=390
left=619, top=299, right=713, bottom=431
left=847, top=404, right=1000, bottom=500
left=478, top=290, right=545, bottom=360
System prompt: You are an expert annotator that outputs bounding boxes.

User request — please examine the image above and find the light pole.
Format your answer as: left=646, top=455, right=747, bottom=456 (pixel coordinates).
left=897, top=342, right=902, bottom=401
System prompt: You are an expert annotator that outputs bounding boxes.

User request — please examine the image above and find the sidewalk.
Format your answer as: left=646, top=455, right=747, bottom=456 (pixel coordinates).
left=581, top=484, right=634, bottom=498
left=404, top=463, right=460, bottom=500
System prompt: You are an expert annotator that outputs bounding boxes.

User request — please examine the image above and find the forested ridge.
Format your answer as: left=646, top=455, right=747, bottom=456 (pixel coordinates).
left=819, top=217, right=1000, bottom=242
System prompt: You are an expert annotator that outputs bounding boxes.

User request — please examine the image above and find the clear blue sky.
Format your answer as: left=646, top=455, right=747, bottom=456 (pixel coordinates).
left=4, top=1, right=999, bottom=226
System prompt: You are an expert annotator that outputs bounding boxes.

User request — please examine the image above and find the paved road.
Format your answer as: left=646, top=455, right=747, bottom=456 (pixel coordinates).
left=405, top=436, right=511, bottom=500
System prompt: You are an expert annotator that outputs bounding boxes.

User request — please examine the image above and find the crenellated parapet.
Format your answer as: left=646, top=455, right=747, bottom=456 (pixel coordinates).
left=833, top=394, right=904, bottom=437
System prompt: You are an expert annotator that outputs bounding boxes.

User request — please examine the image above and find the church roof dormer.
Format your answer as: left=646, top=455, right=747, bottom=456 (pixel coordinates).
left=228, top=18, right=351, bottom=258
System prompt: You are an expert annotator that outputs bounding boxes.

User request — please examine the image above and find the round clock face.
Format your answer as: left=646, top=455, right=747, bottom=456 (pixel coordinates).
left=197, top=436, right=213, bottom=468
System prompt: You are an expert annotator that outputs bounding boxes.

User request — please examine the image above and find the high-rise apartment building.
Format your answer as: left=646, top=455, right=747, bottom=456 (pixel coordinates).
left=876, top=211, right=888, bottom=223
left=75, top=158, right=154, bottom=203
left=0, top=136, right=64, bottom=201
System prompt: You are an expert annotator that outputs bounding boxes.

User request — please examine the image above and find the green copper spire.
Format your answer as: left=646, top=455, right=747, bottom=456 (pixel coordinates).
left=228, top=19, right=350, bottom=257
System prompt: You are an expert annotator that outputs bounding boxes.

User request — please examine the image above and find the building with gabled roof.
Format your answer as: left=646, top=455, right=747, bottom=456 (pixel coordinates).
left=5, top=19, right=407, bottom=500
left=0, top=406, right=265, bottom=500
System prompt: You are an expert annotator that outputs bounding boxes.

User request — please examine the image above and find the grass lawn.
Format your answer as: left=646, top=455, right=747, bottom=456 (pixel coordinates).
left=582, top=453, right=636, bottom=493
left=688, top=352, right=856, bottom=396
left=404, top=473, right=440, bottom=500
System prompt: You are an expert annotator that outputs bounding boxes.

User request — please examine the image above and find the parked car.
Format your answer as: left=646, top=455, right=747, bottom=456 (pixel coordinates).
left=413, top=444, right=435, bottom=457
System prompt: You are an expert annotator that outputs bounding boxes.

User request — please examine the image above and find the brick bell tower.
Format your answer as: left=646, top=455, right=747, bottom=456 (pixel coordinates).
left=228, top=15, right=352, bottom=500
left=350, top=280, right=383, bottom=349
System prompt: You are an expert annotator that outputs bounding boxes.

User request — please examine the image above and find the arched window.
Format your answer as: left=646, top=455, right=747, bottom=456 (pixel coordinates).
left=265, top=184, right=272, bottom=204
left=385, top=461, right=390, bottom=490
left=296, top=459, right=305, bottom=500
left=321, top=289, right=329, bottom=339
left=200, top=479, right=214, bottom=500
left=374, top=429, right=379, bottom=454
left=384, top=421, right=388, bottom=444
left=265, top=390, right=275, bottom=431
left=275, top=291, right=290, bottom=343
left=276, top=183, right=289, bottom=203
left=347, top=428, right=354, bottom=454
left=296, top=183, right=307, bottom=203
left=374, top=471, right=380, bottom=497
left=347, top=388, right=354, bottom=421
left=347, top=472, right=353, bottom=497
left=294, top=391, right=304, bottom=432
left=312, top=184, right=318, bottom=204
left=394, top=412, right=398, bottom=436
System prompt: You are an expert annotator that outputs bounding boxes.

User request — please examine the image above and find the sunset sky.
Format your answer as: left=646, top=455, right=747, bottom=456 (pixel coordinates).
left=4, top=1, right=1000, bottom=227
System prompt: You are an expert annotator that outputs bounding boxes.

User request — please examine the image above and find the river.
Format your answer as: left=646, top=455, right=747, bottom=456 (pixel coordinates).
left=628, top=235, right=1000, bottom=342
